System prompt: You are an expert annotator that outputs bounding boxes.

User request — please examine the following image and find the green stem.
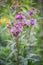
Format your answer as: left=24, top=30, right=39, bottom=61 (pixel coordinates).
left=16, top=36, right=19, bottom=65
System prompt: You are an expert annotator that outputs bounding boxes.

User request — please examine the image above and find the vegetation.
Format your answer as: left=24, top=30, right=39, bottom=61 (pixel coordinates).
left=0, top=0, right=43, bottom=65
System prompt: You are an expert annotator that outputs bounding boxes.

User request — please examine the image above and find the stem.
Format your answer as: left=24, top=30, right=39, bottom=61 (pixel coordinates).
left=23, top=46, right=27, bottom=58
left=16, top=36, right=19, bottom=65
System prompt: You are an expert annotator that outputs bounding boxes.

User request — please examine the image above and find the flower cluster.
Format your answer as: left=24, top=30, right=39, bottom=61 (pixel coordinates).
left=15, top=12, right=25, bottom=19
left=7, top=21, right=22, bottom=37
left=10, top=27, right=22, bottom=37
left=7, top=12, right=35, bottom=37
left=14, top=21, right=22, bottom=28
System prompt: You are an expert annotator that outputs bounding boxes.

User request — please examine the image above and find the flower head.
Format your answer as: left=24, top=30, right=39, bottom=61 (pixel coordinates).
left=10, top=28, right=22, bottom=37
left=14, top=21, right=22, bottom=29
left=29, top=19, right=35, bottom=25
left=15, top=12, right=25, bottom=19
left=7, top=24, right=11, bottom=29
left=10, top=29, right=17, bottom=37
left=28, top=10, right=33, bottom=15
left=15, top=15, right=24, bottom=19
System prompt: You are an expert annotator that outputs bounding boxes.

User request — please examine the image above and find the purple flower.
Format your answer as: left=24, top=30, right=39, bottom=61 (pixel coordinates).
left=14, top=22, right=22, bottom=28
left=16, top=29, right=22, bottom=34
left=28, top=11, right=33, bottom=15
left=14, top=29, right=22, bottom=37
left=10, top=28, right=22, bottom=37
left=30, top=19, right=35, bottom=25
left=10, top=29, right=17, bottom=37
left=15, top=12, right=25, bottom=19
left=18, top=29, right=22, bottom=33
left=7, top=24, right=11, bottom=29
left=15, top=15, right=24, bottom=19
left=10, top=29, right=15, bottom=34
